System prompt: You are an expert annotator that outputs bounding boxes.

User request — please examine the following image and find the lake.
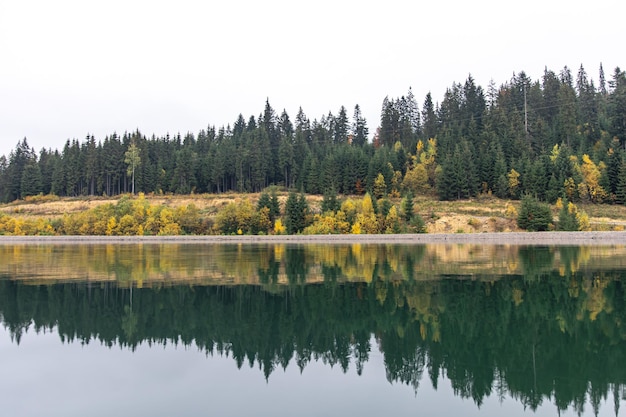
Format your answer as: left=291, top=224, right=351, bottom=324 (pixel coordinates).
left=1, top=242, right=626, bottom=416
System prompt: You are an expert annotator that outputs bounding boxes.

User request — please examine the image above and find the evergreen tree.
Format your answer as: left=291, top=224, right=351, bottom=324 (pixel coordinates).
left=0, top=156, right=8, bottom=202
left=546, top=174, right=562, bottom=203
left=557, top=199, right=580, bottom=231
left=557, top=83, right=578, bottom=147
left=284, top=192, right=308, bottom=234
left=20, top=162, right=42, bottom=198
left=605, top=145, right=622, bottom=197
left=334, top=106, right=349, bottom=144
left=284, top=192, right=299, bottom=234
left=421, top=92, right=437, bottom=140
left=608, top=67, right=626, bottom=148
left=321, top=188, right=340, bottom=214
left=380, top=97, right=400, bottom=147
left=278, top=135, right=295, bottom=189
left=462, top=75, right=486, bottom=136
left=616, top=158, right=626, bottom=204
left=256, top=191, right=280, bottom=224
left=269, top=190, right=281, bottom=220
left=257, top=192, right=272, bottom=213
left=7, top=138, right=36, bottom=201
left=400, top=191, right=414, bottom=222
left=351, top=104, right=369, bottom=146
left=405, top=87, right=421, bottom=134
left=262, top=99, right=279, bottom=182
left=517, top=195, right=552, bottom=231
left=83, top=135, right=99, bottom=195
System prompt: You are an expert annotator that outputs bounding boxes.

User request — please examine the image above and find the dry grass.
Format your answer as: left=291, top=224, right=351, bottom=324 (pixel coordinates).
left=3, top=193, right=626, bottom=233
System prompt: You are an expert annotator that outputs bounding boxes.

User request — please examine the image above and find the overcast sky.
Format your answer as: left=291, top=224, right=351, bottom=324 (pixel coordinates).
left=0, top=0, right=622, bottom=158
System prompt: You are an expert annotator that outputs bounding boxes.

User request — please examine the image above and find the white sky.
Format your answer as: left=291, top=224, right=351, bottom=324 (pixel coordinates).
left=0, top=0, right=622, bottom=158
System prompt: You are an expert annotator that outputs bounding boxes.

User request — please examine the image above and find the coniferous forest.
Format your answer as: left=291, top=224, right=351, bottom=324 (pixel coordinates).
left=1, top=64, right=626, bottom=206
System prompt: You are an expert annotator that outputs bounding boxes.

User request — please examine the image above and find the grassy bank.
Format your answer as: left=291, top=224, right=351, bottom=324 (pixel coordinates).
left=2, top=192, right=626, bottom=235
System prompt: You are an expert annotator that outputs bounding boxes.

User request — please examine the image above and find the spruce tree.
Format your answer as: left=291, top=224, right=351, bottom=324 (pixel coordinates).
left=321, top=188, right=340, bottom=214
left=20, top=162, right=43, bottom=198
left=616, top=159, right=626, bottom=204
left=401, top=191, right=414, bottom=222
left=351, top=104, right=369, bottom=146
left=284, top=192, right=308, bottom=234
left=269, top=190, right=281, bottom=220
left=517, top=195, right=553, bottom=231
left=557, top=200, right=579, bottom=231
left=284, top=192, right=299, bottom=234
left=257, top=192, right=272, bottom=213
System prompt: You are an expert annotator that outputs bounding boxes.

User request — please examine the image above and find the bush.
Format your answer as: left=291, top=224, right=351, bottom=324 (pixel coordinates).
left=410, top=214, right=427, bottom=233
left=516, top=195, right=553, bottom=231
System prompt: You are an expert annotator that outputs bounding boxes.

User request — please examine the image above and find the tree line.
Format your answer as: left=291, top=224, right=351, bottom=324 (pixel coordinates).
left=1, top=63, right=625, bottom=204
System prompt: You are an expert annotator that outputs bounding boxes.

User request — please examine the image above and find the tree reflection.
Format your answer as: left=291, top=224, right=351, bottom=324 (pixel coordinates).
left=1, top=245, right=626, bottom=414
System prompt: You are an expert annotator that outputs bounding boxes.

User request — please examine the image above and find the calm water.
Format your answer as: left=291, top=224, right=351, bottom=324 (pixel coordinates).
left=2, top=243, right=626, bottom=416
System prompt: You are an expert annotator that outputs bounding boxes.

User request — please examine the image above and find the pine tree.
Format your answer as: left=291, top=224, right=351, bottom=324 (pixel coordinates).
left=546, top=174, right=561, bottom=203
left=380, top=97, right=400, bottom=147
left=351, top=104, right=369, bottom=146
left=321, top=187, right=340, bottom=214
left=599, top=63, right=607, bottom=97
left=557, top=199, right=580, bottom=231
left=517, top=194, right=552, bottom=231
left=421, top=92, right=437, bottom=140
left=285, top=192, right=309, bottom=234
left=83, top=135, right=99, bottom=196
left=334, top=106, right=349, bottom=144
left=257, top=192, right=272, bottom=213
left=20, top=162, right=42, bottom=198
left=400, top=191, right=414, bottom=222
left=0, top=156, right=8, bottom=202
left=616, top=159, right=626, bottom=204
left=606, top=146, right=622, bottom=196
left=405, top=87, right=421, bottom=134
left=7, top=138, right=36, bottom=201
left=608, top=67, right=626, bottom=148
left=284, top=192, right=299, bottom=234
left=269, top=190, right=281, bottom=220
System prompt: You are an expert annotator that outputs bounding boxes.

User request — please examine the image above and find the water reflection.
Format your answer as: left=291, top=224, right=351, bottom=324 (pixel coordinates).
left=1, top=243, right=626, bottom=416
left=2, top=243, right=626, bottom=285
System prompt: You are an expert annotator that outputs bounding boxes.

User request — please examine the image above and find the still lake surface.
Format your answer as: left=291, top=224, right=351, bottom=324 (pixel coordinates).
left=2, top=242, right=626, bottom=416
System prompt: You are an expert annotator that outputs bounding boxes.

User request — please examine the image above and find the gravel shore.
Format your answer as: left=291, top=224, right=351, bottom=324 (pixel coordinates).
left=1, top=231, right=626, bottom=245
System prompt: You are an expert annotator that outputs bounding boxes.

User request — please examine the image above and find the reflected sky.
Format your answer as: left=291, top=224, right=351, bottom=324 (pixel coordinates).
left=1, top=326, right=618, bottom=417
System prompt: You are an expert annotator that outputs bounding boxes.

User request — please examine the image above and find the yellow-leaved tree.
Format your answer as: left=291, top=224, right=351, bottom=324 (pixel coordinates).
left=578, top=154, right=607, bottom=203
left=384, top=205, right=402, bottom=234
left=373, top=173, right=387, bottom=199
left=273, top=219, right=286, bottom=235
left=507, top=169, right=520, bottom=198
left=402, top=163, right=429, bottom=194
left=352, top=193, right=378, bottom=234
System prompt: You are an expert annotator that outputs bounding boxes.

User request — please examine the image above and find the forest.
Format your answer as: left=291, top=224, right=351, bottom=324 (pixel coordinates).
left=1, top=64, right=626, bottom=207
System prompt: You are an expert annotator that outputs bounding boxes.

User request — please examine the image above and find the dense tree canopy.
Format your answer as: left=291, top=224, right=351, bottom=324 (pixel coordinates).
left=1, top=64, right=625, bottom=205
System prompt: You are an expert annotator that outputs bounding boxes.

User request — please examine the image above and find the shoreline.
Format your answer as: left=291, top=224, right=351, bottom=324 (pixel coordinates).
left=1, top=231, right=626, bottom=245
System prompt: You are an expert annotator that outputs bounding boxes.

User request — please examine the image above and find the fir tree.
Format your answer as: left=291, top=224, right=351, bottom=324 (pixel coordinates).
left=517, top=195, right=552, bottom=231
left=401, top=191, right=414, bottom=222
left=20, top=162, right=42, bottom=198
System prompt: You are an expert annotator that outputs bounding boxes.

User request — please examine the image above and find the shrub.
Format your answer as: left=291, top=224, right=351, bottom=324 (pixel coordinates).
left=516, top=195, right=553, bottom=231
left=409, top=214, right=427, bottom=233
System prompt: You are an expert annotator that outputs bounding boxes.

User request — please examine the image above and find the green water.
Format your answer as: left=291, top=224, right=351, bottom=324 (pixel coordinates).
left=1, top=243, right=626, bottom=416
